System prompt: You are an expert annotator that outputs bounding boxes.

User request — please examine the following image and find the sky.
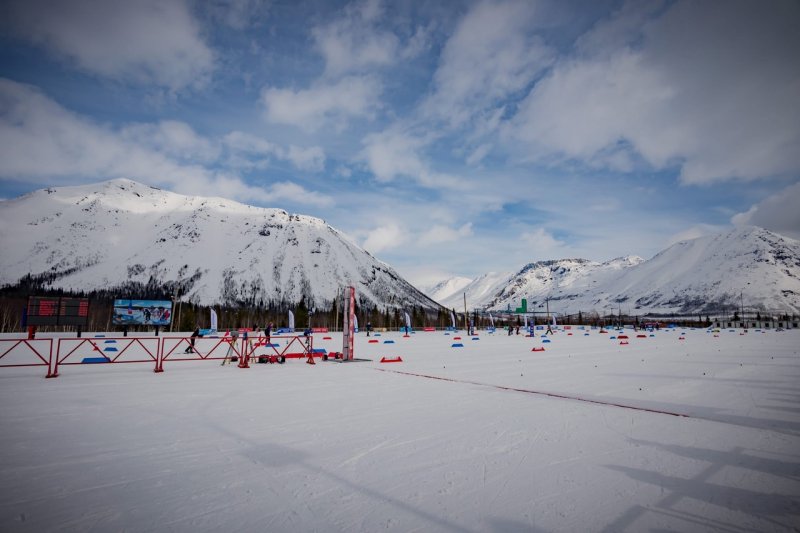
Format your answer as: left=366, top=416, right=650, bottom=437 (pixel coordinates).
left=0, top=0, right=798, bottom=288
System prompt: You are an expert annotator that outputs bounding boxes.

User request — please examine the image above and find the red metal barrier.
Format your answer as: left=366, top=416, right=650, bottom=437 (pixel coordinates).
left=158, top=336, right=243, bottom=371
left=261, top=335, right=314, bottom=362
left=3, top=334, right=320, bottom=377
left=54, top=337, right=161, bottom=377
left=0, top=338, right=54, bottom=377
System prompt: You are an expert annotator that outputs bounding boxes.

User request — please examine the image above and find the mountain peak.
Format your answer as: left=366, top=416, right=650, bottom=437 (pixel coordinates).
left=0, top=180, right=440, bottom=311
left=431, top=226, right=799, bottom=315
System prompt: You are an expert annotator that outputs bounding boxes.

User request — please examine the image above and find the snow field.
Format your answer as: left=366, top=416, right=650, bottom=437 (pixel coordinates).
left=1, top=328, right=799, bottom=532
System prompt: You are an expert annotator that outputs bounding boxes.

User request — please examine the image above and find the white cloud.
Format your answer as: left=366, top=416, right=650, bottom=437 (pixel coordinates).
left=511, top=50, right=673, bottom=164
left=400, top=24, right=432, bottom=60
left=0, top=78, right=193, bottom=183
left=311, top=0, right=399, bottom=77
left=731, top=182, right=800, bottom=240
left=360, top=128, right=461, bottom=189
left=286, top=145, right=325, bottom=172
left=261, top=76, right=382, bottom=131
left=222, top=131, right=325, bottom=172
left=423, top=0, right=554, bottom=129
left=361, top=129, right=426, bottom=182
left=587, top=198, right=622, bottom=213
left=262, top=181, right=333, bottom=208
left=222, top=131, right=279, bottom=156
left=370, top=0, right=553, bottom=187
left=519, top=227, right=568, bottom=256
left=362, top=223, right=407, bottom=254
left=0, top=79, right=331, bottom=207
left=466, top=143, right=492, bottom=166
left=419, top=223, right=473, bottom=246
left=205, top=0, right=270, bottom=30
left=3, top=0, right=214, bottom=91
left=509, top=0, right=800, bottom=184
left=121, top=120, right=220, bottom=162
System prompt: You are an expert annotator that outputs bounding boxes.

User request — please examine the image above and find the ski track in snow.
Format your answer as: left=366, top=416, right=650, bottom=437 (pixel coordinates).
left=1, top=327, right=799, bottom=532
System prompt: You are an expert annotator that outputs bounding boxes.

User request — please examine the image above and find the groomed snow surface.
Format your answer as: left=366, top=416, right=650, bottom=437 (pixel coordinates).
left=1, top=327, right=799, bottom=532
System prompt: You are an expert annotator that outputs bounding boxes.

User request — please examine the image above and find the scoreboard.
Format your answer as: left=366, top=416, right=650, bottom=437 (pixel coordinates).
left=27, top=296, right=90, bottom=327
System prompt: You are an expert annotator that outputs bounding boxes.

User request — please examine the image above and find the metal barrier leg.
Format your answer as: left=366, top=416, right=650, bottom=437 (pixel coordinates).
left=238, top=339, right=250, bottom=369
left=154, top=339, right=164, bottom=373
left=45, top=341, right=58, bottom=378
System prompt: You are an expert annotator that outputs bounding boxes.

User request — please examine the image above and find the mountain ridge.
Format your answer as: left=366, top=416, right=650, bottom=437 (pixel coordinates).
left=0, top=178, right=441, bottom=311
left=430, top=228, right=800, bottom=315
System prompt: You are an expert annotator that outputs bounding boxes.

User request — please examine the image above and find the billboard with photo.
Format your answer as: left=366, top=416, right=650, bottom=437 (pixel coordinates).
left=112, top=300, right=172, bottom=326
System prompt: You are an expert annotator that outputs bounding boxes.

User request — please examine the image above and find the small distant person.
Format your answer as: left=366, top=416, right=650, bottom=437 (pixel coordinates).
left=515, top=325, right=520, bottom=335
left=366, top=321, right=372, bottom=336
left=264, top=322, right=273, bottom=346
left=508, top=325, right=513, bottom=336
left=546, top=324, right=553, bottom=335
left=185, top=326, right=200, bottom=353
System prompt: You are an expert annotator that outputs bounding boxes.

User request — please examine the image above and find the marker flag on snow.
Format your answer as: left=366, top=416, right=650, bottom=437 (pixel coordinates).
left=404, top=311, right=411, bottom=330
left=288, top=310, right=295, bottom=330
left=210, top=309, right=218, bottom=332
left=354, top=314, right=359, bottom=332
left=489, top=313, right=494, bottom=327
left=450, top=311, right=456, bottom=329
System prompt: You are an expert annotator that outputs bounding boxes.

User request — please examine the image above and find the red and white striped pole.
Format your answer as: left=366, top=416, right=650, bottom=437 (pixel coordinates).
left=342, top=286, right=355, bottom=361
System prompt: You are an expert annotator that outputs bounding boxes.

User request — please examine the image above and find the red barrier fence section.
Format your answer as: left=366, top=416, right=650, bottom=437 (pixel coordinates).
left=263, top=335, right=314, bottom=360
left=158, top=336, right=242, bottom=371
left=54, top=337, right=161, bottom=377
left=2, top=334, right=320, bottom=377
left=0, top=338, right=54, bottom=377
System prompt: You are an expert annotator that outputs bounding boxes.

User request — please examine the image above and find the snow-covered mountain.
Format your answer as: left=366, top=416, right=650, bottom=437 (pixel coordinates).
left=431, top=228, right=800, bottom=315
left=0, top=179, right=441, bottom=310
left=422, top=276, right=473, bottom=304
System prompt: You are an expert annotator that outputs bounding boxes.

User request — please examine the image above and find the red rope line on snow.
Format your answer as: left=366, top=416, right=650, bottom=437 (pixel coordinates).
left=375, top=368, right=690, bottom=418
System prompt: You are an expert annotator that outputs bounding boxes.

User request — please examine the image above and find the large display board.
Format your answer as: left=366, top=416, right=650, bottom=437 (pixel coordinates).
left=27, top=296, right=90, bottom=327
left=112, top=300, right=172, bottom=326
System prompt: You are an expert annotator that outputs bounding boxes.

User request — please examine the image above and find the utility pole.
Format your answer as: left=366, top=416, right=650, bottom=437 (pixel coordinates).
left=740, top=291, right=744, bottom=326
left=170, top=289, right=178, bottom=333
left=463, top=293, right=468, bottom=332
left=546, top=298, right=550, bottom=325
left=334, top=288, right=339, bottom=332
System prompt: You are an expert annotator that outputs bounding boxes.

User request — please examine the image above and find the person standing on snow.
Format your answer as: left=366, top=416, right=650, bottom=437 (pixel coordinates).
left=264, top=322, right=273, bottom=346
left=185, top=326, right=200, bottom=353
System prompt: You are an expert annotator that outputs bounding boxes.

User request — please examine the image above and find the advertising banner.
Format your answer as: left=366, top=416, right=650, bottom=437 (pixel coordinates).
left=112, top=300, right=172, bottom=326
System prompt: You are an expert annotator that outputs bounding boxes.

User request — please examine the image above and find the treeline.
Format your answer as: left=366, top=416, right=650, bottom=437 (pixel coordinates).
left=1, top=284, right=796, bottom=334
left=0, top=286, right=452, bottom=334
